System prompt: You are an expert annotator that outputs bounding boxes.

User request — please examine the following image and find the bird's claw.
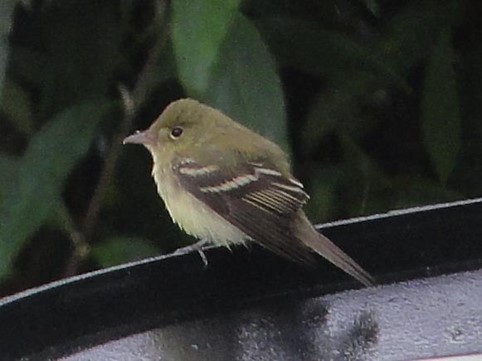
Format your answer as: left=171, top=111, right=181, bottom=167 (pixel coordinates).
left=172, top=240, right=209, bottom=268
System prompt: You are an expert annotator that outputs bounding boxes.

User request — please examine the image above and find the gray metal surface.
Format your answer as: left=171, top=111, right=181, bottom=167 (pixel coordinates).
left=56, top=270, right=482, bottom=361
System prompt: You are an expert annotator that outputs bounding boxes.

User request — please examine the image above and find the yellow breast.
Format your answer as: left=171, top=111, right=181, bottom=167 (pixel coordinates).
left=151, top=162, right=247, bottom=247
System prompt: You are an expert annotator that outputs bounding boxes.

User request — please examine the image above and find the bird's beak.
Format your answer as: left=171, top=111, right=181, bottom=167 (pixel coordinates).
left=123, top=129, right=156, bottom=146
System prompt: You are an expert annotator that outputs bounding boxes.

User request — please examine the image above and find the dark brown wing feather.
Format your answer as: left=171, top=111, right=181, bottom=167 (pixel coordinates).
left=172, top=157, right=317, bottom=264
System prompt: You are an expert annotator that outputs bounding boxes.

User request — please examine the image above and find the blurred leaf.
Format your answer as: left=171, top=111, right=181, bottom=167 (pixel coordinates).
left=171, top=0, right=241, bottom=96
left=172, top=2, right=288, bottom=150
left=203, top=14, right=289, bottom=151
left=0, top=100, right=111, bottom=279
left=359, top=0, right=380, bottom=16
left=7, top=46, right=49, bottom=88
left=91, top=236, right=160, bottom=268
left=256, top=17, right=408, bottom=91
left=421, top=27, right=460, bottom=182
left=392, top=175, right=461, bottom=209
left=302, top=71, right=381, bottom=154
left=378, top=0, right=463, bottom=75
left=0, top=155, right=19, bottom=203
left=339, top=132, right=392, bottom=216
left=0, top=0, right=16, bottom=94
left=305, top=166, right=341, bottom=222
left=0, top=80, right=33, bottom=135
left=36, top=0, right=121, bottom=119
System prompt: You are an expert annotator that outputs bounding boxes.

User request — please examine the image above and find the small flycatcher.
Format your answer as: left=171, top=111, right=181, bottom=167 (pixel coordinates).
left=123, top=98, right=375, bottom=286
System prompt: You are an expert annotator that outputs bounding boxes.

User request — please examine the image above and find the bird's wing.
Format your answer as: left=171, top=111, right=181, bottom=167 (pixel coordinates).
left=172, top=156, right=316, bottom=264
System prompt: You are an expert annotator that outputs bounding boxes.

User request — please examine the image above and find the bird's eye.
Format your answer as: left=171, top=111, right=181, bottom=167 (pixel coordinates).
left=170, top=127, right=183, bottom=139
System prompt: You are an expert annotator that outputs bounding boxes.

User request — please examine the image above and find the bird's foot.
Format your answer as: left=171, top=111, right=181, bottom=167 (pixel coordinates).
left=172, top=240, right=209, bottom=267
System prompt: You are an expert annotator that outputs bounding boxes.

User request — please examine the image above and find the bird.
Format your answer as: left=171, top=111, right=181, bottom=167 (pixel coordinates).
left=123, top=98, right=375, bottom=286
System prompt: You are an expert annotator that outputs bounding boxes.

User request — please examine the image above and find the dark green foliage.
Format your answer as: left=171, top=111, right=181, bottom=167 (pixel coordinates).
left=0, top=101, right=110, bottom=277
left=91, top=236, right=160, bottom=268
left=0, top=0, right=480, bottom=295
left=422, top=27, right=460, bottom=182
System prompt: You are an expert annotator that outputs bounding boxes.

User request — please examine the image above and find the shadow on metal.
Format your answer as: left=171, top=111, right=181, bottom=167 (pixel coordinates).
left=1, top=198, right=482, bottom=360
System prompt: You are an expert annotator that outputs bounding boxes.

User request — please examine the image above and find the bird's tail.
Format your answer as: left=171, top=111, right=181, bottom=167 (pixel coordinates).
left=295, top=213, right=375, bottom=287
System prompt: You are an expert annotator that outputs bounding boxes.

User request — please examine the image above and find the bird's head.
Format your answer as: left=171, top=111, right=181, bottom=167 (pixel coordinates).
left=123, top=98, right=223, bottom=158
